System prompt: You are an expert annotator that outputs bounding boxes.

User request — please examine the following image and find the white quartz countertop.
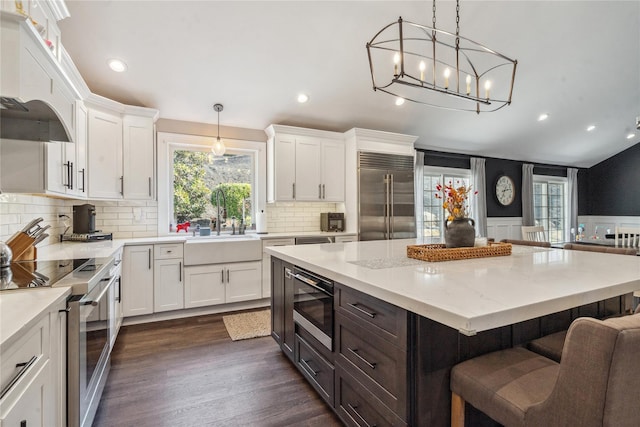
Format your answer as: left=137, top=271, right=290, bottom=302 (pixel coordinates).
left=266, top=239, right=640, bottom=335
left=0, top=287, right=71, bottom=348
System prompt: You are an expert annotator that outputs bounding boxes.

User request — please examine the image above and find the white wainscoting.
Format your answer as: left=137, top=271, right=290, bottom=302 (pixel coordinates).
left=577, top=215, right=640, bottom=239
left=487, top=217, right=523, bottom=241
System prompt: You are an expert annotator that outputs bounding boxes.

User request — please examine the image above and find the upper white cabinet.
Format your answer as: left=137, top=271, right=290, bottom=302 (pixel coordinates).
left=123, top=114, right=154, bottom=200
left=87, top=107, right=123, bottom=199
left=86, top=99, right=157, bottom=200
left=265, top=125, right=345, bottom=203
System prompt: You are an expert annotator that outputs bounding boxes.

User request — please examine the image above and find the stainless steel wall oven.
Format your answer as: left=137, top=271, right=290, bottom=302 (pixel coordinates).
left=67, top=259, right=117, bottom=427
left=291, top=267, right=334, bottom=350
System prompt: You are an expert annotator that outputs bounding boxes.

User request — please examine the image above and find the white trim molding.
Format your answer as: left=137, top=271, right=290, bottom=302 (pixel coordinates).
left=487, top=217, right=523, bottom=241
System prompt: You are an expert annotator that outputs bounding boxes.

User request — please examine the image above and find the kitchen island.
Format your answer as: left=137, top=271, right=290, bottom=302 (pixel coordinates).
left=266, top=239, right=640, bottom=426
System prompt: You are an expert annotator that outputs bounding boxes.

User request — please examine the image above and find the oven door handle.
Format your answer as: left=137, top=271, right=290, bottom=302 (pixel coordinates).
left=292, top=273, right=331, bottom=296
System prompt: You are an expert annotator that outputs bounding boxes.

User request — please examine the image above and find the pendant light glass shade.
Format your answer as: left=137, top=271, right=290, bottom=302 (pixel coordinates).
left=211, top=136, right=226, bottom=156
left=211, top=103, right=226, bottom=156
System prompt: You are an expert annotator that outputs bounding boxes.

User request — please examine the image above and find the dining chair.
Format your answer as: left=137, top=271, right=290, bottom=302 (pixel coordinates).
left=450, top=313, right=640, bottom=427
left=521, top=226, right=547, bottom=242
left=614, top=226, right=640, bottom=249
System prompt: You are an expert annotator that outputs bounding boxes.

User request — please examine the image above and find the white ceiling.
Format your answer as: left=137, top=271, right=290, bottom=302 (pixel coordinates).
left=58, top=1, right=640, bottom=168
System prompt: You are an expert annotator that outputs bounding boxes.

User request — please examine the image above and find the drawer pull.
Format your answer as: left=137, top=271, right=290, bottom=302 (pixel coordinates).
left=1, top=355, right=38, bottom=399
left=347, top=403, right=376, bottom=427
left=300, top=358, right=318, bottom=376
left=347, top=302, right=377, bottom=318
left=348, top=347, right=377, bottom=370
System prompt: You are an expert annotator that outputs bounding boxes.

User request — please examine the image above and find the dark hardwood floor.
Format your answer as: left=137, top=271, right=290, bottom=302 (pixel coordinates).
left=94, top=311, right=343, bottom=427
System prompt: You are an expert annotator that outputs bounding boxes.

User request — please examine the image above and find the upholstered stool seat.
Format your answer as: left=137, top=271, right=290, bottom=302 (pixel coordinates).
left=526, top=330, right=566, bottom=362
left=450, top=314, right=640, bottom=427
left=451, top=347, right=558, bottom=426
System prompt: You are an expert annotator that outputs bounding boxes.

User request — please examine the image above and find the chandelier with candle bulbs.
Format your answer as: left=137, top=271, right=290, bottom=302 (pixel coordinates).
left=366, top=0, right=518, bottom=113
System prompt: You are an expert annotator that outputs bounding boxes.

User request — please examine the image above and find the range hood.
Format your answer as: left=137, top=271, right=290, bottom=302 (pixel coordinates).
left=0, top=98, right=71, bottom=142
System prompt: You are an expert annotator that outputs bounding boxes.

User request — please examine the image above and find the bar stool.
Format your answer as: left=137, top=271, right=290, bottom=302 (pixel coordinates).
left=450, top=314, right=640, bottom=427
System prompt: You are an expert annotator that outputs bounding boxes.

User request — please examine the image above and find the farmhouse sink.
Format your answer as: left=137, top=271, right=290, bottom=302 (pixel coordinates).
left=183, top=237, right=261, bottom=265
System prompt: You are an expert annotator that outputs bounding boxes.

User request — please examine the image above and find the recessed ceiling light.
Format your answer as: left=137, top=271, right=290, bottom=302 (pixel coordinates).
left=395, top=97, right=405, bottom=106
left=586, top=125, right=596, bottom=132
left=537, top=113, right=549, bottom=121
left=626, top=133, right=636, bottom=140
left=108, top=59, right=127, bottom=73
left=297, top=93, right=309, bottom=103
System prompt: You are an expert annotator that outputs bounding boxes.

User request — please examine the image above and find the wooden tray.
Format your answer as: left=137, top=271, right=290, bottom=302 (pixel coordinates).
left=407, top=242, right=512, bottom=262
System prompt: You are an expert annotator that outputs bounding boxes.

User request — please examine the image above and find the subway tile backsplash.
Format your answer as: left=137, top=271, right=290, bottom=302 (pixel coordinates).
left=0, top=195, right=159, bottom=245
left=1, top=195, right=337, bottom=245
left=266, top=202, right=337, bottom=233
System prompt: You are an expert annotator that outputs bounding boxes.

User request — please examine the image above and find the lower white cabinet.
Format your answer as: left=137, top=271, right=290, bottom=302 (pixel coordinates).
left=122, top=245, right=154, bottom=317
left=0, top=299, right=65, bottom=427
left=184, top=261, right=261, bottom=308
left=154, top=259, right=183, bottom=312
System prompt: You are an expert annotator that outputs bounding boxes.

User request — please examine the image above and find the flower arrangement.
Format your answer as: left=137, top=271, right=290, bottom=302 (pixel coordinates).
left=435, top=180, right=477, bottom=221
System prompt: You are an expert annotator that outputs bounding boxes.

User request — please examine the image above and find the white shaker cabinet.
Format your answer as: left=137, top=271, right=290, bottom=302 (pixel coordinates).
left=266, top=125, right=345, bottom=203
left=71, top=101, right=88, bottom=198
left=87, top=108, right=123, bottom=199
left=123, top=115, right=154, bottom=200
left=122, top=245, right=154, bottom=317
left=153, top=243, right=184, bottom=313
left=184, top=264, right=226, bottom=309
left=184, top=261, right=261, bottom=308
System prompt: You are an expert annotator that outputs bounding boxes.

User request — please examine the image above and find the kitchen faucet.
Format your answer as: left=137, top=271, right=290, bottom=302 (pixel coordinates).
left=213, top=188, right=227, bottom=235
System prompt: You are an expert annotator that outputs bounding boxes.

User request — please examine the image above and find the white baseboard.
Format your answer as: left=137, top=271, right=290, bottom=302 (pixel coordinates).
left=122, top=298, right=271, bottom=326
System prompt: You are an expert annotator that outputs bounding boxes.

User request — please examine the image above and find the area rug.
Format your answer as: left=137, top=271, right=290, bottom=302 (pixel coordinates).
left=222, top=309, right=271, bottom=341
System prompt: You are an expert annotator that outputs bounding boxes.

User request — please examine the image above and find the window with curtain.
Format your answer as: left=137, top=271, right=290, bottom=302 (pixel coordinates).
left=422, top=167, right=471, bottom=239
left=533, top=176, right=568, bottom=244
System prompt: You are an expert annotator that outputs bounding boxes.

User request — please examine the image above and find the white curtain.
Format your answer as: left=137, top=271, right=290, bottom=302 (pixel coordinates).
left=567, top=167, right=579, bottom=241
left=414, top=151, right=424, bottom=240
left=522, top=163, right=535, bottom=226
left=470, top=157, right=487, bottom=237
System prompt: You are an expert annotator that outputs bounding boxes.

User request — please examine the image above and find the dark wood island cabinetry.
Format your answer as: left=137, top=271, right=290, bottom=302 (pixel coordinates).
left=270, top=254, right=634, bottom=427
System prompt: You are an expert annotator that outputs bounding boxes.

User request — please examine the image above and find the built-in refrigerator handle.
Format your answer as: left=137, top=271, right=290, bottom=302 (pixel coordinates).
left=385, top=173, right=390, bottom=239
left=390, top=173, right=394, bottom=237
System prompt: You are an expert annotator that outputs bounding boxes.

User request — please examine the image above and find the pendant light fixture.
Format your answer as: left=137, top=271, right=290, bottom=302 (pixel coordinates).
left=211, top=103, right=226, bottom=156
left=366, top=0, right=518, bottom=113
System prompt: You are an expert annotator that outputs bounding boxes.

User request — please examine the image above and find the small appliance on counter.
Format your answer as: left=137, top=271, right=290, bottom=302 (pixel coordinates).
left=66, top=203, right=112, bottom=242
left=320, top=212, right=345, bottom=232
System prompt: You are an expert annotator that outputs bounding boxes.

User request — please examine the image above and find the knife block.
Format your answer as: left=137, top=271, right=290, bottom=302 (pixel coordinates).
left=13, top=246, right=36, bottom=261
left=6, top=231, right=36, bottom=261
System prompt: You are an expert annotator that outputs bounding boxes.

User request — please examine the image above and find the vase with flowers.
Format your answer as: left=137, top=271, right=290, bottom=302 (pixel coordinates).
left=435, top=181, right=477, bottom=248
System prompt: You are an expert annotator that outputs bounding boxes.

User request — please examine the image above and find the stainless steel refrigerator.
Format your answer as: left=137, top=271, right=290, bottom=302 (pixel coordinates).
left=358, top=151, right=416, bottom=241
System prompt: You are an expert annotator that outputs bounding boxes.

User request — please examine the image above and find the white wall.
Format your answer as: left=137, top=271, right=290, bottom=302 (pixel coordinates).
left=266, top=202, right=337, bottom=233
left=0, top=194, right=69, bottom=246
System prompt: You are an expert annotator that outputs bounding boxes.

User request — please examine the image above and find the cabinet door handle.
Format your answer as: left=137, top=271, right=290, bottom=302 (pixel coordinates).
left=347, top=403, right=374, bottom=427
left=0, top=355, right=38, bottom=399
left=292, top=183, right=295, bottom=199
left=300, top=358, right=318, bottom=377
left=318, top=184, right=322, bottom=199
left=148, top=248, right=152, bottom=270
left=80, top=168, right=86, bottom=192
left=347, top=302, right=377, bottom=318
left=117, top=277, right=121, bottom=302
left=63, top=161, right=71, bottom=188
left=148, top=177, right=152, bottom=197
left=20, top=420, right=27, bottom=427
left=348, top=347, right=377, bottom=369
left=322, top=184, right=325, bottom=199
left=226, top=269, right=230, bottom=283
left=179, top=262, right=182, bottom=282
left=120, top=176, right=124, bottom=196
left=69, top=162, right=74, bottom=189
left=221, top=269, right=225, bottom=284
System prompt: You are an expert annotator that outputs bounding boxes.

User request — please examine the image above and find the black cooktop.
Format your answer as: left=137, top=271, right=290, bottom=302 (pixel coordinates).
left=0, top=258, right=91, bottom=291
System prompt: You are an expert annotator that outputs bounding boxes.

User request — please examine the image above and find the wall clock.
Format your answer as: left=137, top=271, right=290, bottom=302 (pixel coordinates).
left=495, top=175, right=515, bottom=206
